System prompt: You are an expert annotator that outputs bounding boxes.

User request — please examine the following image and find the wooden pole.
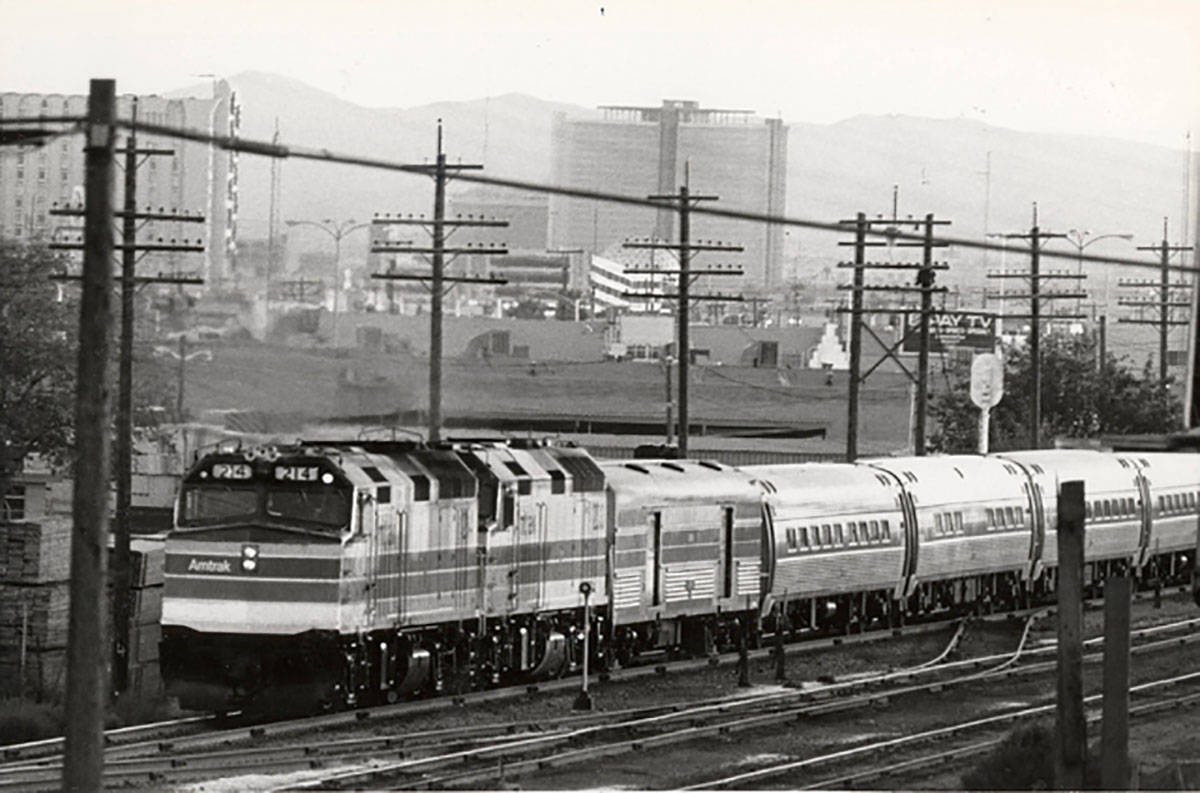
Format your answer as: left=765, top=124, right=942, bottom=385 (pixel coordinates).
left=112, top=101, right=138, bottom=697
left=1055, top=479, right=1086, bottom=790
left=846, top=213, right=865, bottom=461
left=429, top=123, right=445, bottom=442
left=1101, top=575, right=1132, bottom=789
left=677, top=185, right=691, bottom=458
left=63, top=76, right=116, bottom=793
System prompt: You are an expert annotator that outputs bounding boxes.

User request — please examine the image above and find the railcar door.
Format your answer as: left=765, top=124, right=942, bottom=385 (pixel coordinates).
left=1134, top=470, right=1153, bottom=570
left=1021, top=479, right=1045, bottom=581
left=899, top=490, right=919, bottom=598
left=362, top=492, right=379, bottom=625
left=760, top=501, right=776, bottom=604
left=395, top=509, right=407, bottom=623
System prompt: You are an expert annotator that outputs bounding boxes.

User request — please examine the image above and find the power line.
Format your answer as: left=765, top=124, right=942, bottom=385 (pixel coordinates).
left=3, top=113, right=1179, bottom=274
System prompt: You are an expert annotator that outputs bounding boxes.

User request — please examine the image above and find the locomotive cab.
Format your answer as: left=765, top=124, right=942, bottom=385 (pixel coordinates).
left=161, top=448, right=362, bottom=713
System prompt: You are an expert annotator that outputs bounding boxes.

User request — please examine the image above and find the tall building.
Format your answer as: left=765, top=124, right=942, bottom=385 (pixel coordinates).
left=548, top=100, right=787, bottom=288
left=0, top=83, right=240, bottom=284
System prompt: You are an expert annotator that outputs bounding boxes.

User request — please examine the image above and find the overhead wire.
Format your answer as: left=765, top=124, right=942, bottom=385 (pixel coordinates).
left=66, top=114, right=1197, bottom=276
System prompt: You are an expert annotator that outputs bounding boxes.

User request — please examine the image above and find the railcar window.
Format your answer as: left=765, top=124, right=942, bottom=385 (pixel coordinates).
left=266, top=488, right=350, bottom=529
left=180, top=486, right=257, bottom=524
left=835, top=524, right=845, bottom=545
left=996, top=509, right=1007, bottom=528
left=934, top=513, right=943, bottom=534
left=1102, top=500, right=1112, bottom=517
left=985, top=508, right=994, bottom=529
left=868, top=519, right=879, bottom=541
left=881, top=519, right=891, bottom=539
left=1126, top=497, right=1136, bottom=514
left=821, top=525, right=832, bottom=545
left=786, top=528, right=796, bottom=550
left=849, top=523, right=860, bottom=544
left=800, top=526, right=810, bottom=547
left=954, top=512, right=964, bottom=533
left=1003, top=507, right=1014, bottom=527
left=1085, top=502, right=1093, bottom=520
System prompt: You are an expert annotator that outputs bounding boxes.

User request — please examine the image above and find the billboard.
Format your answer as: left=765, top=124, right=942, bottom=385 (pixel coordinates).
left=901, top=311, right=997, bottom=353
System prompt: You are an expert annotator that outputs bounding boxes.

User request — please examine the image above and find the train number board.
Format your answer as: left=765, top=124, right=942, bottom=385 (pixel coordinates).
left=902, top=310, right=996, bottom=353
left=274, top=465, right=322, bottom=482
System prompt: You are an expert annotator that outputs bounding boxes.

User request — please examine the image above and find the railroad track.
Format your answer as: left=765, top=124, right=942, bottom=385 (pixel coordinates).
left=274, top=616, right=1200, bottom=791
left=0, top=618, right=975, bottom=791
left=0, top=591, right=1191, bottom=790
left=0, top=606, right=983, bottom=773
left=699, top=670, right=1200, bottom=790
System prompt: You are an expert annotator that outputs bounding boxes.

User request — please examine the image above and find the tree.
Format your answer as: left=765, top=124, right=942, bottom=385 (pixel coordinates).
left=929, top=329, right=1181, bottom=453
left=0, top=239, right=179, bottom=504
left=0, top=240, right=78, bottom=500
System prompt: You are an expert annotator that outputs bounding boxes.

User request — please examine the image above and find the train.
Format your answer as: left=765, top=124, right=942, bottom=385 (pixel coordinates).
left=159, top=439, right=1200, bottom=713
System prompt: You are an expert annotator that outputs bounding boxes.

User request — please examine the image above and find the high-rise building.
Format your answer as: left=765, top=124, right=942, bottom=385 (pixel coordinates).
left=548, top=100, right=787, bottom=288
left=0, top=83, right=240, bottom=284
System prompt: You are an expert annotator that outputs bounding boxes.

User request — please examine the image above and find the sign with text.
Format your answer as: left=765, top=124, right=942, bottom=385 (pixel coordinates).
left=902, top=311, right=997, bottom=353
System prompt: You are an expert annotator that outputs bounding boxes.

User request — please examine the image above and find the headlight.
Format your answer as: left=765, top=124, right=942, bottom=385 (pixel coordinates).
left=242, top=544, right=258, bottom=559
left=242, top=558, right=257, bottom=572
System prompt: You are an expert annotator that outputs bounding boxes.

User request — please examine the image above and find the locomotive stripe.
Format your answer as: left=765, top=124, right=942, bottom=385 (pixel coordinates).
left=165, top=576, right=340, bottom=601
left=167, top=540, right=342, bottom=558
left=161, top=598, right=342, bottom=634
left=165, top=553, right=341, bottom=578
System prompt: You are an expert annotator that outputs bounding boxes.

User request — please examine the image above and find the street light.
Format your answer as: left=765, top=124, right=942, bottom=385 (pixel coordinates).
left=285, top=218, right=370, bottom=345
left=1061, top=230, right=1134, bottom=319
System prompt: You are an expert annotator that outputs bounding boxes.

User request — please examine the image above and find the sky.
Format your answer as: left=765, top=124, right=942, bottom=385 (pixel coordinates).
left=1, top=0, right=1197, bottom=149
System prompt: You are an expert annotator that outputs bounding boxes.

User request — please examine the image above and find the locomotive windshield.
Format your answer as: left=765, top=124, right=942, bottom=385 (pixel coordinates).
left=266, top=487, right=350, bottom=529
left=178, top=455, right=353, bottom=533
left=180, top=485, right=258, bottom=525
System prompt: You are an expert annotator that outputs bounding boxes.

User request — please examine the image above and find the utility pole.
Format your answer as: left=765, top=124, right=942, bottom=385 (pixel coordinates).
left=987, top=204, right=1072, bottom=449
left=49, top=109, right=205, bottom=696
left=285, top=218, right=370, bottom=346
left=266, top=118, right=282, bottom=306
left=369, top=121, right=508, bottom=442
left=622, top=172, right=743, bottom=457
left=1120, top=218, right=1192, bottom=385
left=63, top=75, right=115, bottom=793
left=837, top=212, right=950, bottom=460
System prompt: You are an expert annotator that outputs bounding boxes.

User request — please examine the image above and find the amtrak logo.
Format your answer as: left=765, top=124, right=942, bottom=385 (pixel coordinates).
left=188, top=558, right=233, bottom=574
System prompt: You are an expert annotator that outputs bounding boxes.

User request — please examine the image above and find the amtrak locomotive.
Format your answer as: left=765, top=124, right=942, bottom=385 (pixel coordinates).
left=160, top=440, right=1200, bottom=713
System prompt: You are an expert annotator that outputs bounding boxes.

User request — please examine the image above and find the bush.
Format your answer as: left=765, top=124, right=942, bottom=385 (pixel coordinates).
left=0, top=698, right=64, bottom=746
left=962, top=722, right=1104, bottom=790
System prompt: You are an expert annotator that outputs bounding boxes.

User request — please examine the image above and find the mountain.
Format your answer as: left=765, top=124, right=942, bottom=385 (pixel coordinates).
left=168, top=72, right=1189, bottom=289
left=170, top=72, right=598, bottom=241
